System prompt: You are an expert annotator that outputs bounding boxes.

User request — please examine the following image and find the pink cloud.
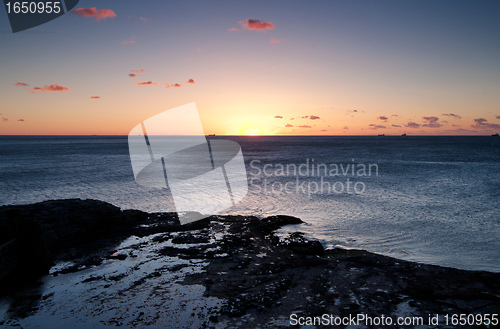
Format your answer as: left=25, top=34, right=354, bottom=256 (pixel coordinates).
left=238, top=19, right=275, bottom=32
left=90, top=96, right=100, bottom=99
left=405, top=122, right=421, bottom=129
left=422, top=116, right=442, bottom=128
left=274, top=116, right=283, bottom=119
left=270, top=38, right=280, bottom=44
left=471, top=118, right=500, bottom=130
left=165, top=83, right=182, bottom=88
left=285, top=124, right=293, bottom=127
left=136, top=81, right=158, bottom=86
left=122, top=40, right=136, bottom=45
left=298, top=125, right=311, bottom=128
left=72, top=7, right=117, bottom=21
left=185, top=79, right=195, bottom=85
left=309, top=115, right=320, bottom=120
left=13, top=82, right=29, bottom=87
left=228, top=28, right=239, bottom=32
left=30, top=84, right=70, bottom=93
left=377, top=116, right=388, bottom=122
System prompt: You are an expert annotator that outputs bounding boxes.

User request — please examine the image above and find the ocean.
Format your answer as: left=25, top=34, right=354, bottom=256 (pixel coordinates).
left=0, top=135, right=499, bottom=272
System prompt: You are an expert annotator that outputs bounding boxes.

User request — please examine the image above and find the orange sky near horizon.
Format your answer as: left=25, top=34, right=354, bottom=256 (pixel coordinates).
left=1, top=1, right=499, bottom=136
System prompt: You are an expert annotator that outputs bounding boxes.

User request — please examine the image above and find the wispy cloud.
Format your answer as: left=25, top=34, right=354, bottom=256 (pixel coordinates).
left=90, top=96, right=100, bottom=99
left=298, top=125, right=312, bottom=128
left=270, top=38, right=280, bottom=44
left=18, top=119, right=25, bottom=122
left=285, top=124, right=293, bottom=127
left=442, top=113, right=462, bottom=119
left=136, top=81, right=158, bottom=86
left=405, top=122, right=421, bottom=128
left=274, top=116, right=283, bottom=119
left=13, top=82, right=29, bottom=87
left=392, top=124, right=402, bottom=128
left=228, top=27, right=239, bottom=32
left=2, top=118, right=8, bottom=122
left=122, top=39, right=136, bottom=45
left=30, top=84, right=70, bottom=93
left=377, top=116, right=388, bottom=122
left=165, top=83, right=182, bottom=88
left=129, top=69, right=146, bottom=77
left=72, top=7, right=117, bottom=21
left=369, top=124, right=386, bottom=130
left=238, top=19, right=275, bottom=32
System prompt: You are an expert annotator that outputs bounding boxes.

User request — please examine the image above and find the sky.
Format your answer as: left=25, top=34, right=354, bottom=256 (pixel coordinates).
left=0, top=0, right=499, bottom=135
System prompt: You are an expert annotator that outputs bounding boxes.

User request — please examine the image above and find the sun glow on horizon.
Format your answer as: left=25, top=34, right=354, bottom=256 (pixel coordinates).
left=238, top=127, right=267, bottom=136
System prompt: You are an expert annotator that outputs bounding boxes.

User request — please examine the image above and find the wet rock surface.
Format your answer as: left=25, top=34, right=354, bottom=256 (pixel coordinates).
left=0, top=199, right=499, bottom=328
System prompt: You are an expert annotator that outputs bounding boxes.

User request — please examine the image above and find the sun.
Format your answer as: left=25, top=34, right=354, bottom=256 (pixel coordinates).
left=239, top=127, right=265, bottom=136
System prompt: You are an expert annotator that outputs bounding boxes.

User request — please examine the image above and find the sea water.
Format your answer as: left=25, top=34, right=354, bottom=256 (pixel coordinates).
left=0, top=135, right=499, bottom=272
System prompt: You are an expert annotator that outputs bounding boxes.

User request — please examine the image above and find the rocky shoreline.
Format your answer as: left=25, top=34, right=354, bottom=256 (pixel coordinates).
left=1, top=199, right=499, bottom=328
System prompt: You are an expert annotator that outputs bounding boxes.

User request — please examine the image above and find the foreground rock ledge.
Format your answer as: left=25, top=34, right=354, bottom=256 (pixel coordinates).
left=1, top=199, right=499, bottom=328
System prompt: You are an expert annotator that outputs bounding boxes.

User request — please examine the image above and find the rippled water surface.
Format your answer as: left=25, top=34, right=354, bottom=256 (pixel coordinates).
left=1, top=135, right=499, bottom=272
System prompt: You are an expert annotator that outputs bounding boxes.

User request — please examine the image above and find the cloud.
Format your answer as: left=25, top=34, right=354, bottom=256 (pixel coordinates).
left=30, top=84, right=70, bottom=93
left=392, top=124, right=402, bottom=128
left=298, top=125, right=312, bottom=128
left=139, top=17, right=147, bottom=23
left=274, top=116, right=283, bottom=119
left=129, top=74, right=137, bottom=77
left=290, top=118, right=294, bottom=120
left=136, top=81, right=158, bottom=86
left=238, top=19, right=275, bottom=32
left=122, top=40, right=136, bottom=45
left=185, top=79, right=195, bottom=85
left=270, top=38, right=280, bottom=44
left=496, top=115, right=500, bottom=119
left=285, top=124, right=293, bottom=127
left=131, top=69, right=146, bottom=74
left=301, top=116, right=309, bottom=119
left=442, top=113, right=462, bottom=119
left=18, top=119, right=25, bottom=122
left=471, top=118, right=500, bottom=130
left=343, top=126, right=349, bottom=130
left=228, top=28, right=239, bottom=32
left=165, top=83, right=182, bottom=88
left=309, top=115, right=320, bottom=120
left=347, top=109, right=358, bottom=113
left=2, top=118, right=8, bottom=122
left=13, top=82, right=29, bottom=87
left=422, top=116, right=442, bottom=128
left=405, top=122, right=421, bottom=129
left=72, top=7, right=117, bottom=21
left=90, top=96, right=100, bottom=99
left=422, top=116, right=439, bottom=122
left=377, top=116, right=388, bottom=122
left=369, top=124, right=386, bottom=130
left=391, top=114, right=400, bottom=117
